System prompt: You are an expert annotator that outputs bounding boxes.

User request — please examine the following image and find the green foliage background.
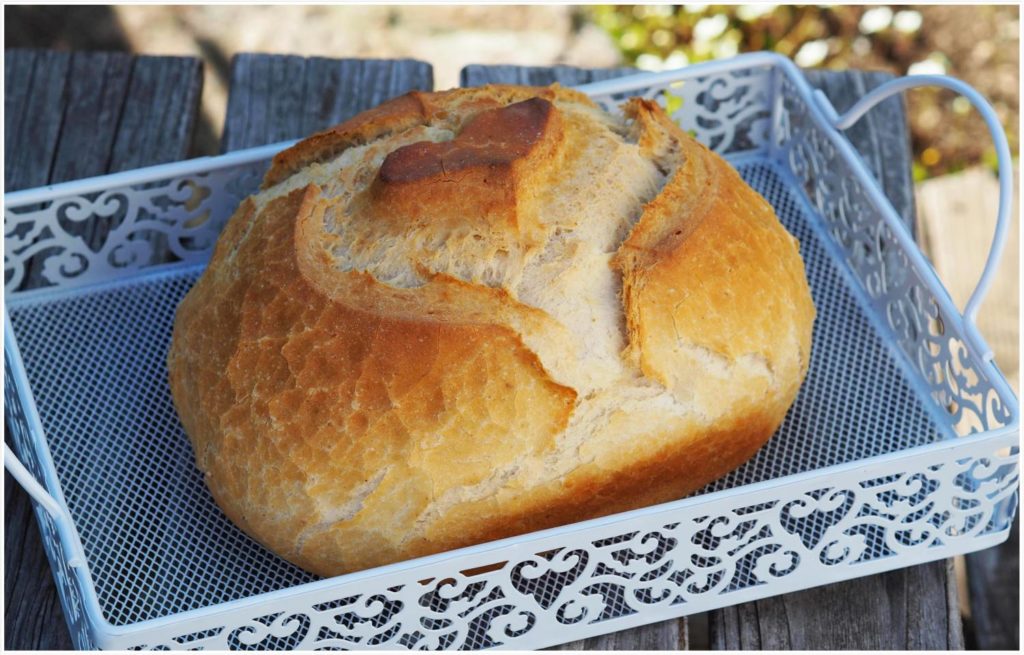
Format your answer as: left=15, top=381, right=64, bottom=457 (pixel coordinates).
left=588, top=5, right=1019, bottom=180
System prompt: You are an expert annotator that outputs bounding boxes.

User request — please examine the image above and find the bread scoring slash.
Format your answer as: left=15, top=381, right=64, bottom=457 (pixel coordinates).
left=167, top=84, right=815, bottom=577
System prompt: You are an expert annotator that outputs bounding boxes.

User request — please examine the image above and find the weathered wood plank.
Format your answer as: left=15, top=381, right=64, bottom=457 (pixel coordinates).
left=4, top=50, right=204, bottom=651
left=966, top=518, right=1019, bottom=649
left=222, top=54, right=433, bottom=152
left=552, top=617, right=686, bottom=650
left=711, top=558, right=963, bottom=649
left=106, top=55, right=202, bottom=276
left=45, top=51, right=135, bottom=260
left=4, top=50, right=42, bottom=185
left=3, top=49, right=70, bottom=190
left=6, top=50, right=72, bottom=290
left=300, top=57, right=435, bottom=137
left=223, top=53, right=305, bottom=149
left=49, top=51, right=134, bottom=183
left=109, top=55, right=203, bottom=172
left=460, top=63, right=634, bottom=87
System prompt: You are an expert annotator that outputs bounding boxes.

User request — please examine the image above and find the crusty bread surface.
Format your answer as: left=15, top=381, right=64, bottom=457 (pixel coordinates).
left=167, top=84, right=815, bottom=577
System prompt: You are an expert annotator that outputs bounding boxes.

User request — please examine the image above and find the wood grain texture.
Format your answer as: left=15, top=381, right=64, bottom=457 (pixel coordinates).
left=966, top=518, right=1019, bottom=649
left=48, top=51, right=133, bottom=183
left=3, top=50, right=203, bottom=652
left=108, top=55, right=203, bottom=172
left=221, top=54, right=434, bottom=152
left=710, top=559, right=964, bottom=649
left=460, top=63, right=635, bottom=87
left=552, top=618, right=686, bottom=651
left=5, top=50, right=202, bottom=186
left=3, top=50, right=75, bottom=651
left=4, top=49, right=70, bottom=190
left=47, top=51, right=134, bottom=260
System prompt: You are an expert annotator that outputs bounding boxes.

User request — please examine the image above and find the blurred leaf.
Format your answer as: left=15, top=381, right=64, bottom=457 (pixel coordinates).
left=663, top=89, right=685, bottom=115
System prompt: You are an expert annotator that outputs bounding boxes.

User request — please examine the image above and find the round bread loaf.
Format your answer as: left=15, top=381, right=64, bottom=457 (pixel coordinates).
left=167, top=84, right=815, bottom=577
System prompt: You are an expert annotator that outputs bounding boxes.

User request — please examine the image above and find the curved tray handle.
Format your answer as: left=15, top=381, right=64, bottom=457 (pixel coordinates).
left=4, top=443, right=68, bottom=521
left=813, top=76, right=1013, bottom=362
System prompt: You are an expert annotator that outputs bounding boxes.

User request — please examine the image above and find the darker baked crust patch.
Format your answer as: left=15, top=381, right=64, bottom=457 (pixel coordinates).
left=367, top=97, right=564, bottom=242
left=378, top=98, right=557, bottom=184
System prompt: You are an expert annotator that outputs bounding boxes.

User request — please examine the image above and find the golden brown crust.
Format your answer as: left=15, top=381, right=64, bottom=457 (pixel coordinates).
left=392, top=405, right=782, bottom=564
left=616, top=98, right=814, bottom=415
left=170, top=184, right=578, bottom=570
left=168, top=84, right=815, bottom=577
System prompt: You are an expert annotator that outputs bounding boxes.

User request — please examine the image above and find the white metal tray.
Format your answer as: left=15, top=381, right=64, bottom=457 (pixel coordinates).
left=3, top=52, right=1019, bottom=650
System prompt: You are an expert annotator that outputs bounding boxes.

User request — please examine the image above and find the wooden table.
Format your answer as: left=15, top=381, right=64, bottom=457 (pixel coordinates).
left=4, top=49, right=1017, bottom=650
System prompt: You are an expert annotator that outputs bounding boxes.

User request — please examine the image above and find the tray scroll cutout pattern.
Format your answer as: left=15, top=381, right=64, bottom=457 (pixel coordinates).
left=774, top=73, right=1014, bottom=437
left=588, top=65, right=773, bottom=154
left=4, top=161, right=267, bottom=294
left=132, top=440, right=1018, bottom=650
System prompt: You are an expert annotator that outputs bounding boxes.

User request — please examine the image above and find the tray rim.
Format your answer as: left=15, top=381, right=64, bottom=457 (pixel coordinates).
left=3, top=51, right=1020, bottom=645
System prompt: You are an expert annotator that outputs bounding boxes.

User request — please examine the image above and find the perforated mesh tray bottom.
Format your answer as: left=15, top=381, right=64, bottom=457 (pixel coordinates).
left=7, top=159, right=943, bottom=627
